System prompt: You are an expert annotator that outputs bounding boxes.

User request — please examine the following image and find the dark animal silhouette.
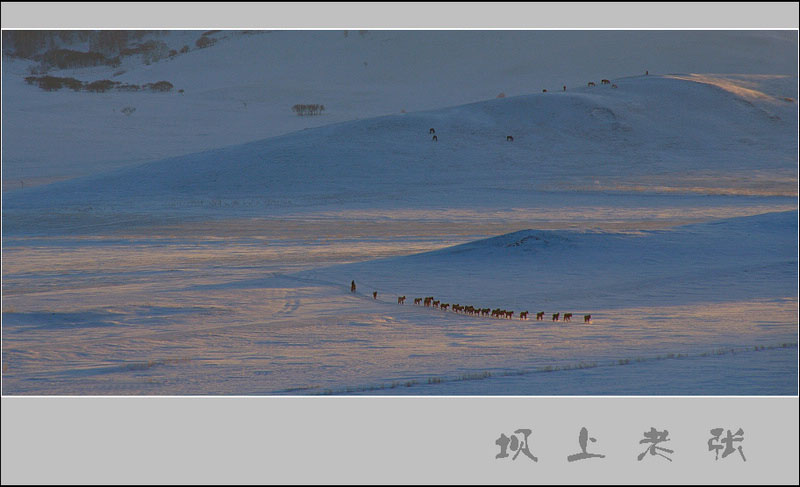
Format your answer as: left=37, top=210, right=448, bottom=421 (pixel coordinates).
left=611, top=84, right=618, bottom=89
left=373, top=291, right=378, bottom=299
left=520, top=311, right=529, bottom=320
left=537, top=312, right=545, bottom=320
left=552, top=312, right=560, bottom=322
left=350, top=280, right=356, bottom=293
left=432, top=135, right=438, bottom=142
left=584, top=314, right=591, bottom=323
left=564, top=313, right=573, bottom=322
left=563, top=85, right=566, bottom=91
left=440, top=303, right=449, bottom=311
left=601, top=79, right=610, bottom=85
left=542, top=89, right=547, bottom=93
left=587, top=82, right=596, bottom=87
left=414, top=298, right=422, bottom=305
left=397, top=296, right=405, bottom=304
left=506, top=135, right=514, bottom=142
left=429, top=128, right=435, bottom=134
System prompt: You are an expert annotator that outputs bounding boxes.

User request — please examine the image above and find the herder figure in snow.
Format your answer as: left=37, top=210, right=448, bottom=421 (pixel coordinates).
left=351, top=280, right=356, bottom=293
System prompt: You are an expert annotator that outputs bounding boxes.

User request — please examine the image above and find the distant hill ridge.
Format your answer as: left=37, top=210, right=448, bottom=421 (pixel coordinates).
left=6, top=74, right=796, bottom=213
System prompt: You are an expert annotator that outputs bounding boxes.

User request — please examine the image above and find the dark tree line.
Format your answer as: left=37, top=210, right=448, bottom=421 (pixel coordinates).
left=25, top=76, right=174, bottom=93
left=3, top=31, right=155, bottom=58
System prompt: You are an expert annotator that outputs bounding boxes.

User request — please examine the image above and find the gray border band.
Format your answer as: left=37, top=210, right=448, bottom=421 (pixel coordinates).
left=1, top=2, right=799, bottom=29
left=2, top=397, right=799, bottom=484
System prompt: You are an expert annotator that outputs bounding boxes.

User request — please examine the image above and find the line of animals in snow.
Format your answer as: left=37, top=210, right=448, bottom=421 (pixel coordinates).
left=353, top=285, right=591, bottom=323
left=587, top=79, right=619, bottom=89
left=394, top=295, right=591, bottom=323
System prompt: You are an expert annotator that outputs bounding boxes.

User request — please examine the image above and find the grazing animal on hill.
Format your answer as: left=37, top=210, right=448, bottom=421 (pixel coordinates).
left=584, top=314, right=592, bottom=323
left=397, top=296, right=405, bottom=304
left=564, top=313, right=572, bottom=322
left=505, top=311, right=514, bottom=319
left=440, top=303, right=449, bottom=311
left=601, top=79, right=610, bottom=85
left=506, top=135, right=514, bottom=142
left=536, top=312, right=545, bottom=320
left=542, top=89, right=547, bottom=93
left=424, top=296, right=434, bottom=307
left=552, top=313, right=560, bottom=322
left=429, top=128, right=435, bottom=134
left=433, top=300, right=440, bottom=308
left=520, top=311, right=529, bottom=320
left=414, top=298, right=422, bottom=305
left=587, top=82, right=596, bottom=87
left=432, top=135, right=438, bottom=142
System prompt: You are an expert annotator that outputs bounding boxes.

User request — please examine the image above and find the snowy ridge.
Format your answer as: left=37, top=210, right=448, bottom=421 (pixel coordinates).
left=303, top=210, right=798, bottom=311
left=4, top=74, right=797, bottom=218
left=2, top=31, right=797, bottom=395
left=3, top=30, right=797, bottom=190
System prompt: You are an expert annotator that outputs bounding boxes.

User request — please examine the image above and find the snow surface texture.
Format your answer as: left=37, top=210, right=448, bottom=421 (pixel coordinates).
left=1, top=30, right=797, bottom=395
left=3, top=30, right=798, bottom=190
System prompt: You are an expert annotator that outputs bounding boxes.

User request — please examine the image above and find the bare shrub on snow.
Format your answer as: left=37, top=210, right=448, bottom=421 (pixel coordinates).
left=292, top=104, right=326, bottom=116
left=196, top=36, right=217, bottom=49
left=85, top=79, right=117, bottom=93
left=144, top=81, right=174, bottom=92
left=25, top=75, right=83, bottom=92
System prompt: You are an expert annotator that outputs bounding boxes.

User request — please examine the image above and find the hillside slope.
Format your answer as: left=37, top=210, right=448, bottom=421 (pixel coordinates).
left=2, top=30, right=797, bottom=189
left=302, top=210, right=798, bottom=311
left=5, top=74, right=797, bottom=219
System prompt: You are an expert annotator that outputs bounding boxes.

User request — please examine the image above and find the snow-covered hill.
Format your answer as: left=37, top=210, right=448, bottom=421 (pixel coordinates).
left=3, top=211, right=796, bottom=395
left=2, top=30, right=797, bottom=190
left=4, top=73, right=797, bottom=223
left=1, top=30, right=797, bottom=396
left=304, top=210, right=798, bottom=312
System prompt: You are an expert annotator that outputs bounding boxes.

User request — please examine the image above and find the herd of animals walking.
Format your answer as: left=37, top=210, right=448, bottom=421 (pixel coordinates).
left=354, top=285, right=591, bottom=324
left=402, top=295, right=590, bottom=323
